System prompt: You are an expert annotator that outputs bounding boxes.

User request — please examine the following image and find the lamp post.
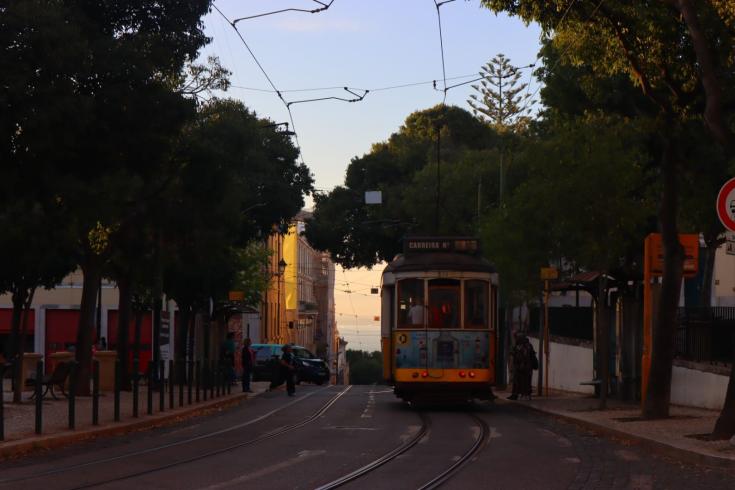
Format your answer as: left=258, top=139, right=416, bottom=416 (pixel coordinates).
left=275, top=258, right=287, bottom=343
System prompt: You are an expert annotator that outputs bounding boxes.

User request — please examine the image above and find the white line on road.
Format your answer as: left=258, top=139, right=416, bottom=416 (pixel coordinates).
left=201, top=450, right=327, bottom=489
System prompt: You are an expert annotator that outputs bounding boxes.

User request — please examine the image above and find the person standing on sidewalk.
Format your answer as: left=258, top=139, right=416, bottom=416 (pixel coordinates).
left=241, top=338, right=255, bottom=393
left=280, top=344, right=297, bottom=397
left=508, top=332, right=537, bottom=400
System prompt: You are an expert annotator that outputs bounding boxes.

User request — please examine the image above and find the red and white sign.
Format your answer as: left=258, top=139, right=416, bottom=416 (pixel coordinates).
left=716, top=177, right=735, bottom=232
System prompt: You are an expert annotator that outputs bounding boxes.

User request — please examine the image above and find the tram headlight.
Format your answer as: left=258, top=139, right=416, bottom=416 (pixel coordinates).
left=469, top=371, right=476, bottom=378
left=458, top=371, right=466, bottom=378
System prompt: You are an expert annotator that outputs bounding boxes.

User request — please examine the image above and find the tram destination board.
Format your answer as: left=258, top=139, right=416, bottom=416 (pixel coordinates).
left=404, top=237, right=479, bottom=254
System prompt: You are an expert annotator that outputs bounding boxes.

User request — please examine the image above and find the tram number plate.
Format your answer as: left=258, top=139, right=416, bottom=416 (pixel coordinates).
left=437, top=341, right=453, bottom=361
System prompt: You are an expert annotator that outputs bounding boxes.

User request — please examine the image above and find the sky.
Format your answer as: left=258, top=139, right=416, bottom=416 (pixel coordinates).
left=201, top=0, right=542, bottom=351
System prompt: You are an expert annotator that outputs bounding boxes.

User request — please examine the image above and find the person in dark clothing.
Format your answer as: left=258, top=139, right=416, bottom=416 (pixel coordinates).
left=280, top=344, right=297, bottom=396
left=508, top=332, right=537, bottom=400
left=241, top=338, right=254, bottom=393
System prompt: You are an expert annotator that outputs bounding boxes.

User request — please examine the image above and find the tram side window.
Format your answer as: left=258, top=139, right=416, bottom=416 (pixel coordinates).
left=397, top=279, right=425, bottom=328
left=465, top=280, right=489, bottom=328
left=428, top=279, right=460, bottom=328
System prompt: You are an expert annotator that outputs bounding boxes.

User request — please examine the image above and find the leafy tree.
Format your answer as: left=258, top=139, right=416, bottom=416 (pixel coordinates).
left=0, top=0, right=214, bottom=393
left=481, top=0, right=734, bottom=423
left=346, top=350, right=384, bottom=385
left=468, top=53, right=531, bottom=130
left=163, top=99, right=313, bottom=363
left=307, top=105, right=499, bottom=268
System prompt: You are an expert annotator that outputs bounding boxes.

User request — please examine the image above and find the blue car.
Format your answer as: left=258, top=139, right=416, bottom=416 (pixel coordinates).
left=251, top=344, right=330, bottom=385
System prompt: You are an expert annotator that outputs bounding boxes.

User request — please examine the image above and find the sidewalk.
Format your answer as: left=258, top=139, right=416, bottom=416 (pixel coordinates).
left=496, top=388, right=735, bottom=469
left=1, top=380, right=270, bottom=459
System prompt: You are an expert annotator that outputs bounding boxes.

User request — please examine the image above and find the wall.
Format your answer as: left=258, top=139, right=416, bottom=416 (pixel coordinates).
left=529, top=337, right=595, bottom=395
left=529, top=337, right=730, bottom=410
left=670, top=365, right=728, bottom=410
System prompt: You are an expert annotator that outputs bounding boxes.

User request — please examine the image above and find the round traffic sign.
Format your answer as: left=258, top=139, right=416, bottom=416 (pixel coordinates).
left=716, top=177, right=735, bottom=231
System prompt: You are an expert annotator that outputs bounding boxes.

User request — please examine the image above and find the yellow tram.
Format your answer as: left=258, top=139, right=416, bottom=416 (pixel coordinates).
left=380, top=237, right=499, bottom=403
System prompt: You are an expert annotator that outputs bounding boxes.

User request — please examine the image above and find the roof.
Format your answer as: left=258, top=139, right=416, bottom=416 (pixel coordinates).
left=385, top=252, right=496, bottom=274
left=550, top=271, right=605, bottom=292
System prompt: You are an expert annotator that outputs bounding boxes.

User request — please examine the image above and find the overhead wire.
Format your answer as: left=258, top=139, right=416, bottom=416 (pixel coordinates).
left=232, top=0, right=335, bottom=24
left=432, top=0, right=456, bottom=103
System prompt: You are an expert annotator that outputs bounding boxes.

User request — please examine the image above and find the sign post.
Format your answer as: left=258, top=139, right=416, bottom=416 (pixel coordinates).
left=641, top=233, right=698, bottom=405
left=540, top=267, right=558, bottom=396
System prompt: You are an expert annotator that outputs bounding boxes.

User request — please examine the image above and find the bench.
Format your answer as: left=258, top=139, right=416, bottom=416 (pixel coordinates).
left=28, top=362, right=71, bottom=400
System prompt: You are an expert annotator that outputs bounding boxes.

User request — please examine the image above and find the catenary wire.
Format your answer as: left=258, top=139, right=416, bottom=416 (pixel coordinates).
left=232, top=0, right=335, bottom=24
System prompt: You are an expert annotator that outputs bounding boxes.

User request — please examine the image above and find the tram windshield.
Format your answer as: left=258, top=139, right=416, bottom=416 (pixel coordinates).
left=397, top=278, right=425, bottom=328
left=465, top=280, right=488, bottom=328
left=428, top=279, right=460, bottom=328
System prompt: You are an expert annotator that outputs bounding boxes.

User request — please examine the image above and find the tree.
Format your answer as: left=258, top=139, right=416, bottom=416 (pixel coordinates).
left=11, top=0, right=214, bottom=394
left=468, top=53, right=531, bottom=131
left=481, top=0, right=734, bottom=422
left=163, top=99, right=313, bottom=364
left=307, top=105, right=499, bottom=268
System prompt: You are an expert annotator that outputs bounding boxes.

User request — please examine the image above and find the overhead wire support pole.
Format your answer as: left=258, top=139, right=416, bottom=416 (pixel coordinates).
left=286, top=88, right=369, bottom=108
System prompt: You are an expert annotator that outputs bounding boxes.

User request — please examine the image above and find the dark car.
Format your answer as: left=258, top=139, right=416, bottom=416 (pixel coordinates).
left=251, top=344, right=330, bottom=385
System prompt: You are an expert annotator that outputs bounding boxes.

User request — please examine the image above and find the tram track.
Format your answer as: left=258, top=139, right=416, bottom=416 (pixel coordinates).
left=315, top=410, right=489, bottom=490
left=0, top=385, right=349, bottom=488
left=417, top=413, right=489, bottom=490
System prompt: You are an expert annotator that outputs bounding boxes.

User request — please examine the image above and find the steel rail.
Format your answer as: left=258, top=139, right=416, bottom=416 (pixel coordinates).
left=0, top=385, right=342, bottom=486
left=417, top=413, right=489, bottom=490
left=66, top=385, right=353, bottom=490
left=313, top=412, right=431, bottom=490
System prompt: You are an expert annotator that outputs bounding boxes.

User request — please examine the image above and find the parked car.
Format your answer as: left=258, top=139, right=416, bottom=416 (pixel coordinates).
left=251, top=344, right=330, bottom=385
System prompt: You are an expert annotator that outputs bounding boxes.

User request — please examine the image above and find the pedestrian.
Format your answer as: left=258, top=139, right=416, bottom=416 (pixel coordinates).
left=241, top=338, right=255, bottom=393
left=280, top=344, right=297, bottom=397
left=508, top=332, right=537, bottom=400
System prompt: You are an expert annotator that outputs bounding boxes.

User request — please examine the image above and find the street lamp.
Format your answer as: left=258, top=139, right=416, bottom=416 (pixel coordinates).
left=275, top=258, right=288, bottom=344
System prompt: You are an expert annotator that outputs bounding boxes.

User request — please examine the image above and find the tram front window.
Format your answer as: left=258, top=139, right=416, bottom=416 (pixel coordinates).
left=428, top=279, right=460, bottom=328
left=397, top=279, right=425, bottom=328
left=465, top=280, right=488, bottom=328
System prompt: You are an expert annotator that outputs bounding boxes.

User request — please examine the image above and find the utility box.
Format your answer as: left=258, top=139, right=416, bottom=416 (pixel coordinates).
left=93, top=351, right=117, bottom=392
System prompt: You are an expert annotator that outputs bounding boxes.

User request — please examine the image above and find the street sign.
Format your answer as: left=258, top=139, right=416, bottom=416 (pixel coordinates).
left=540, top=267, right=558, bottom=280
left=645, top=233, right=699, bottom=278
left=716, top=177, right=735, bottom=232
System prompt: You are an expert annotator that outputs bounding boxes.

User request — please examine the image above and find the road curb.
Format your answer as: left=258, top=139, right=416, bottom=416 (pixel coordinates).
left=499, top=399, right=735, bottom=471
left=0, top=392, right=253, bottom=460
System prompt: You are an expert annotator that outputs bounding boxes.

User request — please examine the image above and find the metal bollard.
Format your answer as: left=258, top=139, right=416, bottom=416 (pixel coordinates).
left=92, top=360, right=99, bottom=426
left=35, top=361, right=43, bottom=434
left=0, top=363, right=6, bottom=441
left=209, top=361, right=217, bottom=399
left=159, top=360, right=165, bottom=412
left=187, top=361, right=193, bottom=405
left=132, top=358, right=139, bottom=418
left=68, top=361, right=78, bottom=430
left=147, top=364, right=153, bottom=415
left=178, top=361, right=184, bottom=407
left=168, top=360, right=174, bottom=410
left=0, top=365, right=4, bottom=441
left=114, top=359, right=121, bottom=422
left=197, top=361, right=203, bottom=402
left=197, top=360, right=209, bottom=402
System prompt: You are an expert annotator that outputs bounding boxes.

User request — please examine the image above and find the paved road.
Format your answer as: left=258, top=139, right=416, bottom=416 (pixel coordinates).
left=1, top=385, right=733, bottom=489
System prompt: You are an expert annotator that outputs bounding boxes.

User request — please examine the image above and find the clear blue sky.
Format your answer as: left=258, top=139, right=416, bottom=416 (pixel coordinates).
left=202, top=0, right=542, bottom=351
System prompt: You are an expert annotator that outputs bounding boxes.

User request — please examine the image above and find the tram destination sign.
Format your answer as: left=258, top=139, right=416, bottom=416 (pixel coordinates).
left=404, top=237, right=479, bottom=254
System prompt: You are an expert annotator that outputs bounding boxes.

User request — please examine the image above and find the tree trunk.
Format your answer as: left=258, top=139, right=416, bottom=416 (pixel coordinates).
left=643, top=134, right=684, bottom=419
left=713, top=343, right=735, bottom=438
left=10, top=287, right=33, bottom=404
left=116, top=276, right=132, bottom=390
left=75, top=257, right=103, bottom=396
left=597, top=276, right=610, bottom=410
